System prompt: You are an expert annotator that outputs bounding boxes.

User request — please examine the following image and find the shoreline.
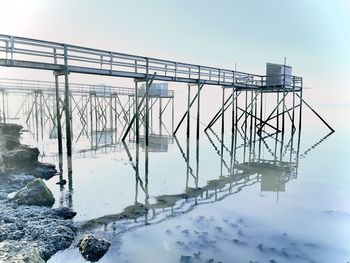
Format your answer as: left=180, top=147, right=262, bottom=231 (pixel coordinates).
left=0, top=123, right=76, bottom=262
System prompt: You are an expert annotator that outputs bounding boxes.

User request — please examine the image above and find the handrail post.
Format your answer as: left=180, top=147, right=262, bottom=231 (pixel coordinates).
left=5, top=40, right=8, bottom=60
left=175, top=62, right=177, bottom=81
left=10, top=36, right=14, bottom=60
left=53, top=48, right=57, bottom=64
left=109, top=52, right=113, bottom=73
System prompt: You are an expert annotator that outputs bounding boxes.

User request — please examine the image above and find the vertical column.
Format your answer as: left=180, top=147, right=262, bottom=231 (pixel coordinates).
left=221, top=87, right=225, bottom=135
left=248, top=91, right=253, bottom=162
left=64, top=71, right=72, bottom=157
left=282, top=87, right=286, bottom=135
left=114, top=96, right=117, bottom=138
left=186, top=135, right=190, bottom=188
left=34, top=92, right=39, bottom=141
left=89, top=93, right=93, bottom=148
left=128, top=96, right=131, bottom=123
left=296, top=87, right=303, bottom=168
left=276, top=92, right=280, bottom=131
left=39, top=92, right=44, bottom=140
left=135, top=80, right=140, bottom=164
left=235, top=90, right=238, bottom=127
left=196, top=82, right=201, bottom=141
left=171, top=96, right=174, bottom=134
left=58, top=151, right=64, bottom=191
left=186, top=84, right=191, bottom=138
left=159, top=97, right=162, bottom=135
left=94, top=95, right=98, bottom=147
left=0, top=90, right=2, bottom=123
left=243, top=90, right=248, bottom=161
left=1, top=93, right=5, bottom=122
left=298, top=80, right=303, bottom=134
left=258, top=91, right=263, bottom=159
left=254, top=91, right=257, bottom=141
left=145, top=60, right=150, bottom=147
left=291, top=78, right=296, bottom=138
left=231, top=87, right=235, bottom=133
left=244, top=91, right=248, bottom=134
left=249, top=91, right=254, bottom=150
left=196, top=82, right=201, bottom=190
left=67, top=155, right=73, bottom=207
left=145, top=61, right=150, bottom=199
left=109, top=96, right=113, bottom=136
left=220, top=86, right=225, bottom=175
left=230, top=78, right=236, bottom=172
left=282, top=58, right=287, bottom=136
left=54, top=74, right=63, bottom=156
left=135, top=81, right=139, bottom=145
left=64, top=45, right=72, bottom=157
left=249, top=91, right=253, bottom=133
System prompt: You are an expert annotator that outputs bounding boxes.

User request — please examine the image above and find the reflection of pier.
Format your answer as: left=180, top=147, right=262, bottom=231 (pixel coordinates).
left=80, top=121, right=332, bottom=232
left=139, top=135, right=174, bottom=152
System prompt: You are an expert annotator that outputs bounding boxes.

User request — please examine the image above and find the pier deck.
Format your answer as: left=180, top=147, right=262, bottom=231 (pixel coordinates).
left=0, top=34, right=301, bottom=91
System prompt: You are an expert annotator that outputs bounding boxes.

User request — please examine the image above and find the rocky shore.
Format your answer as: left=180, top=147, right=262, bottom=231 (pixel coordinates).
left=0, top=123, right=77, bottom=262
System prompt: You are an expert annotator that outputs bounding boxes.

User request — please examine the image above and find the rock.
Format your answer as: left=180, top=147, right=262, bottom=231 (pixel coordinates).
left=180, top=255, right=193, bottom=262
left=34, top=224, right=76, bottom=261
left=0, top=134, right=20, bottom=150
left=0, top=222, right=25, bottom=241
left=11, top=178, right=55, bottom=207
left=2, top=145, right=40, bottom=168
left=32, top=163, right=57, bottom=179
left=0, top=123, right=23, bottom=136
left=56, top=179, right=67, bottom=185
left=53, top=207, right=77, bottom=219
left=0, top=124, right=75, bottom=261
left=0, top=240, right=45, bottom=263
left=78, top=234, right=111, bottom=262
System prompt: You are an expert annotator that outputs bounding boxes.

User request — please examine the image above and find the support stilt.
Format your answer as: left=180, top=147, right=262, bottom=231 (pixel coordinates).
left=54, top=74, right=63, bottom=156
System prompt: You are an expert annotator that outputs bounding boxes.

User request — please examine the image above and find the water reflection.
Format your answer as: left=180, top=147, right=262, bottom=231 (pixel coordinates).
left=74, top=122, right=332, bottom=232
left=139, top=134, right=174, bottom=152
left=1, top=90, right=333, bottom=232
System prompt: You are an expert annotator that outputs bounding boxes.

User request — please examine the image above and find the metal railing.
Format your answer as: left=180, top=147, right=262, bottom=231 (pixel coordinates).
left=0, top=34, right=302, bottom=89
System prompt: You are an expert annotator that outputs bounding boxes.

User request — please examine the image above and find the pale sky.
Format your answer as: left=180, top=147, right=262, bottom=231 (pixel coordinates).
left=0, top=0, right=349, bottom=109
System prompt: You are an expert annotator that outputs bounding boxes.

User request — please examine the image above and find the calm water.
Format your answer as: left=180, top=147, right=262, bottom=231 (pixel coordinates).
left=5, top=92, right=350, bottom=262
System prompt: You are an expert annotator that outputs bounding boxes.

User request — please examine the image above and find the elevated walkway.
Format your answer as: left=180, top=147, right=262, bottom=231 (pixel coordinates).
left=0, top=34, right=302, bottom=91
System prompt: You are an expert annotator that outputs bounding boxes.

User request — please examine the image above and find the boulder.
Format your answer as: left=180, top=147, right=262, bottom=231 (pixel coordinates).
left=53, top=207, right=77, bottom=219
left=2, top=145, right=40, bottom=168
left=0, top=240, right=44, bottom=263
left=0, top=123, right=23, bottom=136
left=11, top=178, right=55, bottom=207
left=32, top=163, right=57, bottom=180
left=78, top=234, right=111, bottom=262
left=31, top=224, right=76, bottom=261
left=0, top=134, right=20, bottom=150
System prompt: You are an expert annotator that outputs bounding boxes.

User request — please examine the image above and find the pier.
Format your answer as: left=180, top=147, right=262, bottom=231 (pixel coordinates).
left=0, top=34, right=334, bottom=164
